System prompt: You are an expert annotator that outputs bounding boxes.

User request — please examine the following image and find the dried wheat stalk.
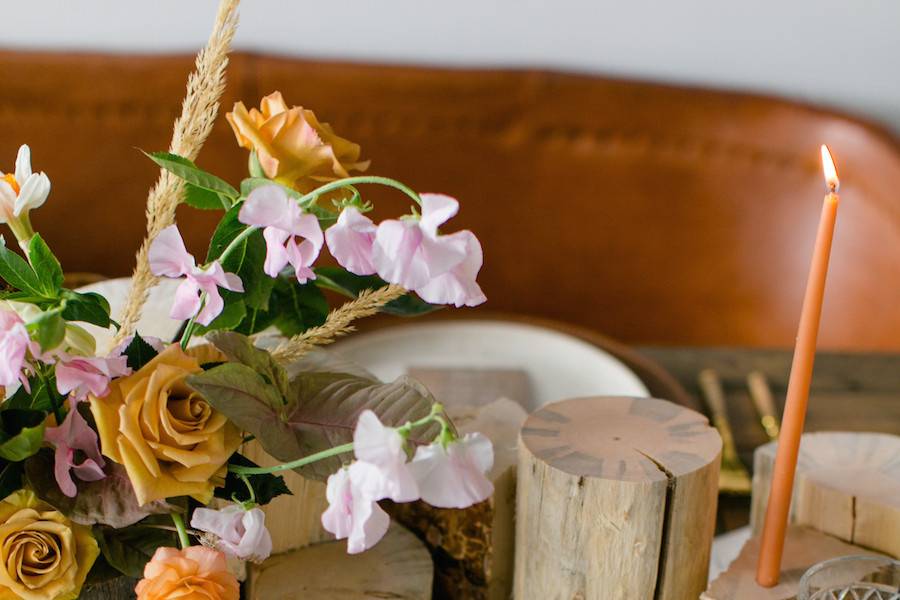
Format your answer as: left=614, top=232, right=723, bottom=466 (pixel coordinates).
left=113, top=0, right=240, bottom=344
left=270, top=284, right=407, bottom=363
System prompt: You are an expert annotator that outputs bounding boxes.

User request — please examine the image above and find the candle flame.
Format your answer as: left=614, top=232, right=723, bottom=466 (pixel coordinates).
left=820, top=145, right=839, bottom=193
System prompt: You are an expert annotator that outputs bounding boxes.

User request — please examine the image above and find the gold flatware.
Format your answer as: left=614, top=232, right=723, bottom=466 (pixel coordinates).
left=698, top=368, right=752, bottom=495
left=747, top=370, right=781, bottom=441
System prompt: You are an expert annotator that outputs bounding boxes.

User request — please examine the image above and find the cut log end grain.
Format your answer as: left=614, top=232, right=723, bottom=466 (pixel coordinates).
left=246, top=523, right=433, bottom=599
left=751, top=432, right=900, bottom=559
left=515, top=396, right=722, bottom=600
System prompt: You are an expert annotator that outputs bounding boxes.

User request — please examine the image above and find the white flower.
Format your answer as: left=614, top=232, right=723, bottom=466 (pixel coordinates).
left=321, top=467, right=390, bottom=555
left=350, top=410, right=418, bottom=502
left=0, top=145, right=50, bottom=224
left=410, top=433, right=494, bottom=508
left=191, top=505, right=273, bottom=563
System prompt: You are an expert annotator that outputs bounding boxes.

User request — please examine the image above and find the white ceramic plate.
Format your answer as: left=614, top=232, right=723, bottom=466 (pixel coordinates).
left=76, top=277, right=183, bottom=350
left=331, top=320, right=649, bottom=411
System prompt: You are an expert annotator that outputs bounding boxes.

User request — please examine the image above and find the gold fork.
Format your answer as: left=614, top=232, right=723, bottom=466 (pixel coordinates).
left=747, top=370, right=781, bottom=442
left=698, top=368, right=752, bottom=495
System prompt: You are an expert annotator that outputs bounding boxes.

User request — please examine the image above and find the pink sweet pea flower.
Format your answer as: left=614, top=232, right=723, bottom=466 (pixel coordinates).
left=56, top=354, right=131, bottom=400
left=191, top=505, right=273, bottom=563
left=414, top=230, right=486, bottom=307
left=325, top=206, right=377, bottom=276
left=410, top=433, right=494, bottom=509
left=371, top=194, right=486, bottom=307
left=44, top=406, right=106, bottom=497
left=0, top=310, right=31, bottom=388
left=238, top=185, right=323, bottom=283
left=148, top=225, right=243, bottom=326
left=350, top=410, right=418, bottom=503
left=321, top=466, right=390, bottom=554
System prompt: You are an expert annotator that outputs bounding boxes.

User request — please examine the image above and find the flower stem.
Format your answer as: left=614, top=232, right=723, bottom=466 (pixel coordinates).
left=229, top=405, right=446, bottom=476
left=297, top=176, right=422, bottom=207
left=228, top=442, right=355, bottom=475
left=171, top=513, right=190, bottom=549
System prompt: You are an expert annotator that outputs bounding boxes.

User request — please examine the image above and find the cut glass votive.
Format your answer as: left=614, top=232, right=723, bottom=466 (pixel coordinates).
left=798, top=555, right=900, bottom=600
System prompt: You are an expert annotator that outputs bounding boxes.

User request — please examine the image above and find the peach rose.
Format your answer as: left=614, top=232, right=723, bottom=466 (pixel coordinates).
left=0, top=490, right=98, bottom=600
left=89, top=344, right=242, bottom=506
left=135, top=546, right=238, bottom=600
left=226, top=91, right=369, bottom=193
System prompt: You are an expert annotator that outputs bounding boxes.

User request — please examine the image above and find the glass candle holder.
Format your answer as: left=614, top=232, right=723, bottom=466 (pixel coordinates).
left=798, top=555, right=900, bottom=600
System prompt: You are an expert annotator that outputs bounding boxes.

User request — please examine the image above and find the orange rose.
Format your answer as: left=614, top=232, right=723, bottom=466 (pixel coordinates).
left=89, top=344, right=242, bottom=506
left=135, top=546, right=238, bottom=600
left=226, top=91, right=369, bottom=193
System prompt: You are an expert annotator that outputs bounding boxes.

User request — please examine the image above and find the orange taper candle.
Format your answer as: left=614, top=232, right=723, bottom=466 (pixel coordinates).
left=756, top=145, right=840, bottom=587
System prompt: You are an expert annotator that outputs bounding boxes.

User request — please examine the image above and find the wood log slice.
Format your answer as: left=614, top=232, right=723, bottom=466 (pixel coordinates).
left=702, top=526, right=885, bottom=600
left=246, top=523, right=433, bottom=599
left=750, top=432, right=900, bottom=558
left=515, top=396, right=721, bottom=600
left=242, top=439, right=331, bottom=555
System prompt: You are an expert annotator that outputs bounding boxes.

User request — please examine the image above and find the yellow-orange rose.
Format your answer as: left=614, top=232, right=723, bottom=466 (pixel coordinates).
left=226, top=91, right=369, bottom=193
left=90, top=344, right=242, bottom=506
left=0, top=490, right=98, bottom=600
left=135, top=546, right=238, bottom=600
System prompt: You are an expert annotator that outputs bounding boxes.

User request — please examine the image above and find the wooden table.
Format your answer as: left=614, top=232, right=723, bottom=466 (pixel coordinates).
left=640, top=347, right=900, bottom=532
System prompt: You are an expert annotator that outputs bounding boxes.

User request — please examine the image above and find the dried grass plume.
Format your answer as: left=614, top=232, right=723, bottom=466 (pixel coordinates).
left=270, top=284, right=407, bottom=363
left=113, top=0, right=240, bottom=344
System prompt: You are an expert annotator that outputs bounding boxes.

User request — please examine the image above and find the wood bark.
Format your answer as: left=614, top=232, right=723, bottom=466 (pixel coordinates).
left=515, top=396, right=721, bottom=600
left=750, top=431, right=900, bottom=558
left=391, top=368, right=531, bottom=600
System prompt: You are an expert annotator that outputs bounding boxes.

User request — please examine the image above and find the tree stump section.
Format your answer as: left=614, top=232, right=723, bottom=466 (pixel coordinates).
left=246, top=523, right=433, bottom=599
left=392, top=368, right=532, bottom=600
left=702, top=526, right=884, bottom=600
left=515, top=396, right=722, bottom=600
left=750, top=432, right=900, bottom=558
left=242, top=440, right=331, bottom=555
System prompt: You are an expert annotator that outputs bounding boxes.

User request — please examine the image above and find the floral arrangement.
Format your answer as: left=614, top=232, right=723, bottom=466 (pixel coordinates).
left=0, top=3, right=490, bottom=598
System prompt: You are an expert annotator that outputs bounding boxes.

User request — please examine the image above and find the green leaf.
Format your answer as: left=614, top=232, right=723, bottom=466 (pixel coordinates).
left=3, top=374, right=60, bottom=412
left=0, top=236, right=43, bottom=295
left=27, top=307, right=66, bottom=352
left=205, top=331, right=289, bottom=395
left=187, top=363, right=286, bottom=436
left=184, top=182, right=229, bottom=210
left=122, top=334, right=159, bottom=371
left=0, top=409, right=46, bottom=461
left=96, top=519, right=179, bottom=578
left=191, top=362, right=443, bottom=482
left=236, top=277, right=328, bottom=337
left=0, top=461, right=24, bottom=501
left=61, top=290, right=111, bottom=328
left=216, top=453, right=291, bottom=506
left=25, top=449, right=180, bottom=528
left=27, top=234, right=63, bottom=295
left=315, top=267, right=441, bottom=317
left=206, top=204, right=275, bottom=313
left=248, top=152, right=266, bottom=178
left=144, top=151, right=238, bottom=200
left=193, top=299, right=247, bottom=335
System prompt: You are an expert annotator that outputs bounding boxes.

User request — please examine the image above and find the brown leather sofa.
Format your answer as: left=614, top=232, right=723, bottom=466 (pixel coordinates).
left=2, top=52, right=898, bottom=350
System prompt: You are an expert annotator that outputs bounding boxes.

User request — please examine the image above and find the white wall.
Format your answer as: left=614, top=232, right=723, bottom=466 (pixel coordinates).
left=3, top=0, right=899, bottom=135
